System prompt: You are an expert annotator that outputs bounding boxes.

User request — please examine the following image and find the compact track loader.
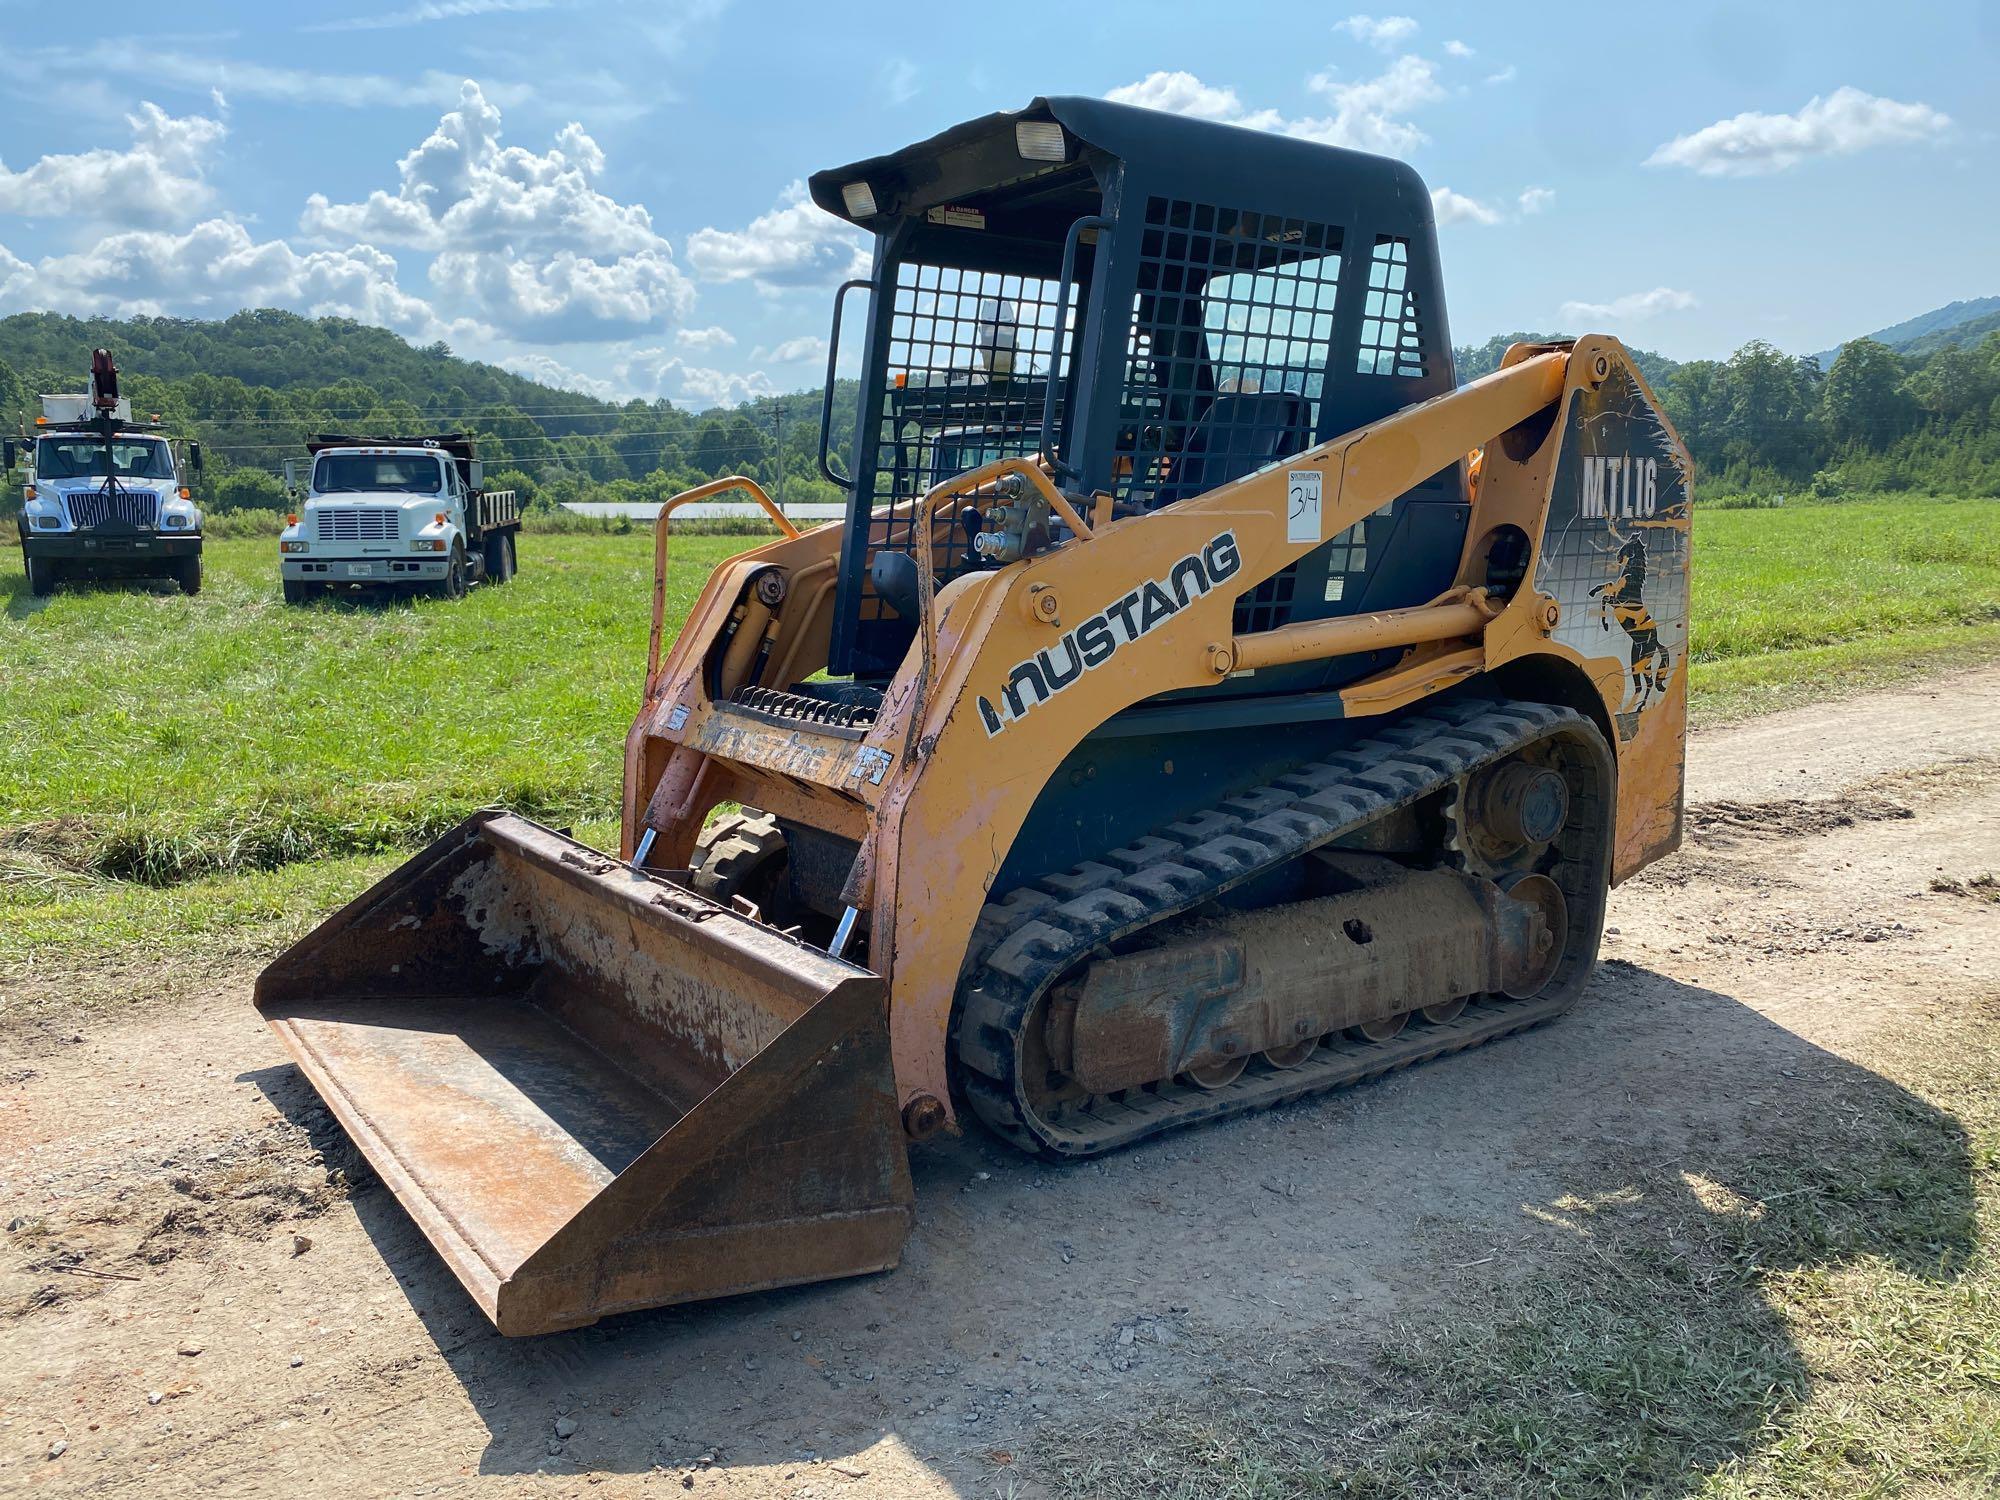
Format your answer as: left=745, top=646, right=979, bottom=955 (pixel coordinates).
left=259, top=98, right=1692, bottom=1335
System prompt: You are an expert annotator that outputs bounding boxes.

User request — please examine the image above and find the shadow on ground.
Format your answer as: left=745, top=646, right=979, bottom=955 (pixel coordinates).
left=249, top=959, right=1980, bottom=1495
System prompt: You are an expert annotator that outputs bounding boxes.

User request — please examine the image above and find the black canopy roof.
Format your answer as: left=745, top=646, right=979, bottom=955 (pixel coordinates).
left=806, top=95, right=1433, bottom=231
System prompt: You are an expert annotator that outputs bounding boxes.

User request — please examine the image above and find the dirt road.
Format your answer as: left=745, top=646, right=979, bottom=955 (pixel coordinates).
left=5, top=669, right=1998, bottom=1498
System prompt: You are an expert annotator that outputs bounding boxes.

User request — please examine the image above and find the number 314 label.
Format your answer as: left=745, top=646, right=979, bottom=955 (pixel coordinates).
left=1287, top=468, right=1323, bottom=543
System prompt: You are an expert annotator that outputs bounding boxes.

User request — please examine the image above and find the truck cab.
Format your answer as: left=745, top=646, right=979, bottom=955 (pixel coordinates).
left=279, top=435, right=518, bottom=603
left=12, top=396, right=204, bottom=597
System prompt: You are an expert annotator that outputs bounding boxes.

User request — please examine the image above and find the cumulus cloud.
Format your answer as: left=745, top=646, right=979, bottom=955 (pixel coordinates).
left=0, top=218, right=472, bottom=341
left=501, top=352, right=616, bottom=398
left=1335, top=15, right=1418, bottom=49
left=1558, top=287, right=1698, bottom=323
left=1646, top=86, right=1949, bottom=176
left=301, top=82, right=656, bottom=254
left=301, top=80, right=694, bottom=341
left=675, top=324, right=736, bottom=349
left=752, top=334, right=828, bottom=364
left=1110, top=57, right=1443, bottom=156
left=687, top=181, right=870, bottom=290
left=1430, top=187, right=1501, bottom=226
left=617, top=348, right=773, bottom=407
left=0, top=103, right=224, bottom=224
left=1443, top=39, right=1473, bottom=58
left=1517, top=185, right=1555, bottom=214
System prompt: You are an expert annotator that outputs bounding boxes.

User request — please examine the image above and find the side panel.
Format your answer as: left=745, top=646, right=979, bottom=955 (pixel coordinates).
left=1535, top=362, right=1692, bottom=877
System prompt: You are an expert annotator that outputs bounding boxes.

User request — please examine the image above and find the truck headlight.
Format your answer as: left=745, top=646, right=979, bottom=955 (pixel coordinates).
left=33, top=514, right=60, bottom=530
left=281, top=539, right=309, bottom=554
left=411, top=538, right=447, bottom=552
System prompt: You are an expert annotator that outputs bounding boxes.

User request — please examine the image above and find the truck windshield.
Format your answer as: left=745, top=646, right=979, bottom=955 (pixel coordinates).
left=313, top=454, right=444, bottom=494
left=36, top=437, right=174, bottom=480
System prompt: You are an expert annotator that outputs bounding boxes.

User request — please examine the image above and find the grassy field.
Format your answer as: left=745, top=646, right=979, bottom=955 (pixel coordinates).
left=4, top=497, right=1999, bottom=1009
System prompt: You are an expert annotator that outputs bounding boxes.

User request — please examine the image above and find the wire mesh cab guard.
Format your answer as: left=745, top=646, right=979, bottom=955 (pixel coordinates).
left=809, top=97, right=1472, bottom=688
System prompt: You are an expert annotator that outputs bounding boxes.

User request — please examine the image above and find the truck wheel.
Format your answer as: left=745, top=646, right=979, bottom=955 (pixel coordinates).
left=429, top=542, right=467, bottom=600
left=483, top=530, right=516, bottom=584
left=175, top=556, right=202, bottom=597
left=25, top=554, right=58, bottom=597
left=282, top=579, right=320, bottom=605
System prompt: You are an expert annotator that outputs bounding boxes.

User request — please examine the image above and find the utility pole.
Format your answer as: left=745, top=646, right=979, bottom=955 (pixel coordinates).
left=772, top=399, right=785, bottom=507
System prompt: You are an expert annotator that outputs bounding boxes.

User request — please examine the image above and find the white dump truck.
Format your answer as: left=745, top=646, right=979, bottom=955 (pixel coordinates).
left=279, top=434, right=520, bottom=603
left=9, top=350, right=205, bottom=597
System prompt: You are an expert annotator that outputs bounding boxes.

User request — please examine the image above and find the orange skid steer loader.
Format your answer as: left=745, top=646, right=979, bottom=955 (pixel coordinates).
left=258, top=98, right=1692, bottom=1335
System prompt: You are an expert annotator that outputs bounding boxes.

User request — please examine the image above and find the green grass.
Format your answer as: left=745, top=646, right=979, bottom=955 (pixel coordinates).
left=1, top=532, right=755, bottom=884
left=1688, top=499, right=2000, bottom=720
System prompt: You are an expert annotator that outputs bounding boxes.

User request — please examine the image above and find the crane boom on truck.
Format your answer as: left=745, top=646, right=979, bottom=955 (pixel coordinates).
left=258, top=97, right=1692, bottom=1336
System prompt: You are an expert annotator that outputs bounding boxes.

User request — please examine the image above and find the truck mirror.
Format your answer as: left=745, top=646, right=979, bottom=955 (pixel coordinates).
left=189, top=441, right=204, bottom=472
left=282, top=457, right=301, bottom=496
left=468, top=460, right=484, bottom=490
left=2, top=440, right=13, bottom=473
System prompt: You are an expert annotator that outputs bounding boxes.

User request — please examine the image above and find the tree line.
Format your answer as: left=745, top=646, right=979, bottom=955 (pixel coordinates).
left=3, top=308, right=1996, bottom=519
left=1457, top=329, right=2000, bottom=500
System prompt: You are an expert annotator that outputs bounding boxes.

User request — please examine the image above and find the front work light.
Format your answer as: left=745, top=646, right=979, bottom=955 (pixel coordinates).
left=840, top=181, right=878, bottom=219
left=1015, top=120, right=1068, bottom=162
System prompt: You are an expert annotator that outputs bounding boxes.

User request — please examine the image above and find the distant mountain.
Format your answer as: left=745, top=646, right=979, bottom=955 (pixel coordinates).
left=1812, top=296, right=2000, bottom=367
left=1453, top=333, right=1681, bottom=388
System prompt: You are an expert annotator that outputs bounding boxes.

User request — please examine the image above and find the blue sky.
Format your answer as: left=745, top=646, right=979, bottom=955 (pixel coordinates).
left=0, top=0, right=1991, bottom=406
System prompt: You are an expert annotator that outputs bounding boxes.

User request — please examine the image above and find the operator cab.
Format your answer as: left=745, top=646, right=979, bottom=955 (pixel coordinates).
left=809, top=96, right=1469, bottom=689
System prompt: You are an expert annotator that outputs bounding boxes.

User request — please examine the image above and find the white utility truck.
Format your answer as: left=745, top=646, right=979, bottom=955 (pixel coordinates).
left=9, top=350, right=205, bottom=596
left=279, top=434, right=520, bottom=603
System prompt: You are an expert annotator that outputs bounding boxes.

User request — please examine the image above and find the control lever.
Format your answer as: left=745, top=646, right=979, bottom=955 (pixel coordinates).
left=958, top=505, right=984, bottom=569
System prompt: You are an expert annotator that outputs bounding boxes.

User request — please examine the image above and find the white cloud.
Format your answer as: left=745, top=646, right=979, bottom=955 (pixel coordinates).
left=1444, top=39, right=1473, bottom=58
left=1558, top=287, right=1698, bottom=323
left=302, top=80, right=694, bottom=341
left=1517, top=185, right=1555, bottom=214
left=430, top=246, right=694, bottom=341
left=687, top=181, right=870, bottom=290
left=0, top=103, right=225, bottom=225
left=752, top=334, right=828, bottom=364
left=1109, top=58, right=1443, bottom=156
left=617, top=348, right=773, bottom=407
left=1646, top=86, right=1950, bottom=177
left=1335, top=15, right=1419, bottom=50
left=307, top=0, right=560, bottom=31
left=26, top=40, right=523, bottom=111
left=1430, top=187, right=1501, bottom=226
left=878, top=56, right=920, bottom=107
left=1485, top=65, right=1517, bottom=86
left=1302, top=55, right=1445, bottom=154
left=675, top=324, right=736, bottom=350
left=501, top=352, right=616, bottom=398
left=1106, top=72, right=1256, bottom=124
left=0, top=219, right=473, bottom=342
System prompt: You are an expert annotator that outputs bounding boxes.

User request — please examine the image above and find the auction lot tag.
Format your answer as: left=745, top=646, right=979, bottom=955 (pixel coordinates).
left=1287, top=468, right=1322, bottom=543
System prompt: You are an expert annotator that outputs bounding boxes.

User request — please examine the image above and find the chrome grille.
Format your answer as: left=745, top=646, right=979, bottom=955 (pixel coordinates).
left=67, top=489, right=159, bottom=529
left=315, top=507, right=401, bottom=542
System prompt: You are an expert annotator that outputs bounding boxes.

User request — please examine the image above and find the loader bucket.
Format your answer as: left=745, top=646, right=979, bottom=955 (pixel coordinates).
left=255, top=811, right=915, bottom=1336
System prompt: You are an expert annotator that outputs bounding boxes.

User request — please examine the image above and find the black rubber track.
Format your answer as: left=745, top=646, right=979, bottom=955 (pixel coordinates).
left=950, top=696, right=1615, bottom=1159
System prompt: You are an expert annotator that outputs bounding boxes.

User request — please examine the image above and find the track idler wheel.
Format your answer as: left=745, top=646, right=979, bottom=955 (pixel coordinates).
left=1417, top=997, right=1469, bottom=1026
left=1182, top=1056, right=1249, bottom=1090
left=1345, top=1010, right=1411, bottom=1045
left=1261, top=1039, right=1318, bottom=1070
left=1500, top=872, right=1569, bottom=999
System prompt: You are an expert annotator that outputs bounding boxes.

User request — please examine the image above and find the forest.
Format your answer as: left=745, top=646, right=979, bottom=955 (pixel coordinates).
left=2, top=307, right=1997, bottom=517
